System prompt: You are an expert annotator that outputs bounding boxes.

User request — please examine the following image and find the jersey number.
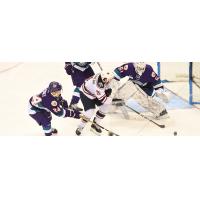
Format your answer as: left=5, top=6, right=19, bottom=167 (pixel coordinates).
left=118, top=65, right=128, bottom=73
left=53, top=107, right=61, bottom=113
left=31, top=96, right=42, bottom=106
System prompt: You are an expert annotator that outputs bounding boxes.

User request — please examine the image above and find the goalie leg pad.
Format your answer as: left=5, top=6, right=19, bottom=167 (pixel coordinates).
left=109, top=79, right=121, bottom=98
left=116, top=80, right=139, bottom=100
left=133, top=84, right=167, bottom=117
left=117, top=80, right=167, bottom=117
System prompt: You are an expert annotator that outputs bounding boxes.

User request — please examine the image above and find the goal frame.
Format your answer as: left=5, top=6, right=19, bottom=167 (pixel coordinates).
left=157, top=62, right=200, bottom=105
left=189, top=62, right=200, bottom=105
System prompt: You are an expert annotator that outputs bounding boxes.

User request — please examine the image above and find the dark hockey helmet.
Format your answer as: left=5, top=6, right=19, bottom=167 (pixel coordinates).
left=48, top=81, right=62, bottom=93
left=74, top=62, right=91, bottom=67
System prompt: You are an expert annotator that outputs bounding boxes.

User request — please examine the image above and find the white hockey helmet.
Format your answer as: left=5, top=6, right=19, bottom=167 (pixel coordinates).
left=134, top=62, right=146, bottom=75
left=100, top=71, right=114, bottom=84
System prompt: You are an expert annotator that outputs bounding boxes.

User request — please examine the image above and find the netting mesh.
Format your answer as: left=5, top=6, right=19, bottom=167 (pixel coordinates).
left=191, top=62, right=200, bottom=103
left=192, top=62, right=200, bottom=88
left=159, top=62, right=189, bottom=82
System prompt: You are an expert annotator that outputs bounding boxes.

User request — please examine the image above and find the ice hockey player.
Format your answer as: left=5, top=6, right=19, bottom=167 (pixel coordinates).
left=28, top=81, right=81, bottom=136
left=113, top=62, right=169, bottom=119
left=75, top=71, right=114, bottom=136
left=64, top=62, right=95, bottom=111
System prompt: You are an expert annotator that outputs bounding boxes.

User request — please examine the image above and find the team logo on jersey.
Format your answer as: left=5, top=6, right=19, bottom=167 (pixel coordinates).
left=151, top=72, right=156, bottom=78
left=118, top=64, right=128, bottom=72
left=98, top=82, right=104, bottom=88
left=124, top=65, right=128, bottom=70
left=51, top=101, right=58, bottom=107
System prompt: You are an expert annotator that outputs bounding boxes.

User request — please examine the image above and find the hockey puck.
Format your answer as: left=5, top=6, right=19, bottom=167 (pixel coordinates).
left=174, top=131, right=177, bottom=136
left=108, top=132, right=114, bottom=136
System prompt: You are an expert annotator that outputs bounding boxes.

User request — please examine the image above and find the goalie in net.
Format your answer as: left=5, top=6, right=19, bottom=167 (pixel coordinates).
left=112, top=62, right=170, bottom=120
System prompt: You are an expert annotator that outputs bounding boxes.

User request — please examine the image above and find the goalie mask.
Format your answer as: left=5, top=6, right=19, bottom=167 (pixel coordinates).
left=134, top=62, right=146, bottom=76
left=100, top=71, right=114, bottom=84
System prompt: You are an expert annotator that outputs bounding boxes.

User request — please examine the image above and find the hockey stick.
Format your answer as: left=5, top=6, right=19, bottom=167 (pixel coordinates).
left=125, top=105, right=165, bottom=128
left=80, top=115, right=120, bottom=136
left=96, top=62, right=103, bottom=71
left=90, top=120, right=119, bottom=136
left=95, top=122, right=120, bottom=136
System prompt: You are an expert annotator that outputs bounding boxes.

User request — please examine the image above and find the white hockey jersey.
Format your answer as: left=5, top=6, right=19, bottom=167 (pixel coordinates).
left=80, top=74, right=112, bottom=105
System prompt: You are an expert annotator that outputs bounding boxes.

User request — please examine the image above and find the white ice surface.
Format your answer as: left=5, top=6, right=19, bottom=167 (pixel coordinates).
left=0, top=62, right=200, bottom=136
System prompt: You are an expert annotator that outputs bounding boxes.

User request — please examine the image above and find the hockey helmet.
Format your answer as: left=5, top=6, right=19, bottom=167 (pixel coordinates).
left=74, top=62, right=91, bottom=67
left=134, top=62, right=146, bottom=75
left=48, top=81, right=62, bottom=93
left=100, top=71, right=114, bottom=84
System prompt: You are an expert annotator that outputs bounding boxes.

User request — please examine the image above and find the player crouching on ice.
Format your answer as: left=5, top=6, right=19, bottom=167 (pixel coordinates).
left=113, top=62, right=170, bottom=120
left=76, top=71, right=114, bottom=136
left=28, top=81, right=81, bottom=136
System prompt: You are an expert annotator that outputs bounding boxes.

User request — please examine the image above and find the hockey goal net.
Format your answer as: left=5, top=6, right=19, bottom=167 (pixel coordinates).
left=158, top=62, right=200, bottom=104
left=94, top=62, right=200, bottom=105
left=158, top=62, right=189, bottom=82
left=189, top=62, right=200, bottom=104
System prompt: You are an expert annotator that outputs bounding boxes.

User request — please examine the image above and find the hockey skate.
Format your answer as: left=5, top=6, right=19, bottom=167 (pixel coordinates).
left=52, top=128, right=58, bottom=134
left=90, top=123, right=102, bottom=136
left=45, top=132, right=52, bottom=136
left=69, top=104, right=83, bottom=112
left=44, top=128, right=58, bottom=136
left=75, top=127, right=83, bottom=136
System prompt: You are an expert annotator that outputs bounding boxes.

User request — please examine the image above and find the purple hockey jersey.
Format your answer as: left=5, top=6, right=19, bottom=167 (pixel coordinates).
left=29, top=88, right=80, bottom=118
left=114, top=63, right=163, bottom=90
left=64, top=62, right=95, bottom=87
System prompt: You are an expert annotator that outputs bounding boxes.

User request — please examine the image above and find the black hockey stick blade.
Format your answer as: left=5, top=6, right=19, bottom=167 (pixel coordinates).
left=155, top=123, right=165, bottom=128
left=108, top=131, right=120, bottom=136
left=82, top=116, right=120, bottom=136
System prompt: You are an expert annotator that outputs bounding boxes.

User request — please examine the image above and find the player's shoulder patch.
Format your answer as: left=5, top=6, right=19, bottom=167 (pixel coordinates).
left=97, top=82, right=104, bottom=88
left=51, top=100, right=58, bottom=107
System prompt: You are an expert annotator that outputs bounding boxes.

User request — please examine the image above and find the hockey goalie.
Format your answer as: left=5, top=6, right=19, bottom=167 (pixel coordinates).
left=112, top=62, right=170, bottom=120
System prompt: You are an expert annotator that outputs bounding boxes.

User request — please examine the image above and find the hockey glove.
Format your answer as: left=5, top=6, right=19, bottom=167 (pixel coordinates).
left=64, top=62, right=73, bottom=75
left=61, top=99, right=69, bottom=109
left=105, top=88, right=112, bottom=97
left=64, top=109, right=81, bottom=119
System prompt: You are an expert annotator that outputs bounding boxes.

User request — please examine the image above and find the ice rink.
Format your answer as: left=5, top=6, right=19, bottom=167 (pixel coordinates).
left=0, top=62, right=200, bottom=136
